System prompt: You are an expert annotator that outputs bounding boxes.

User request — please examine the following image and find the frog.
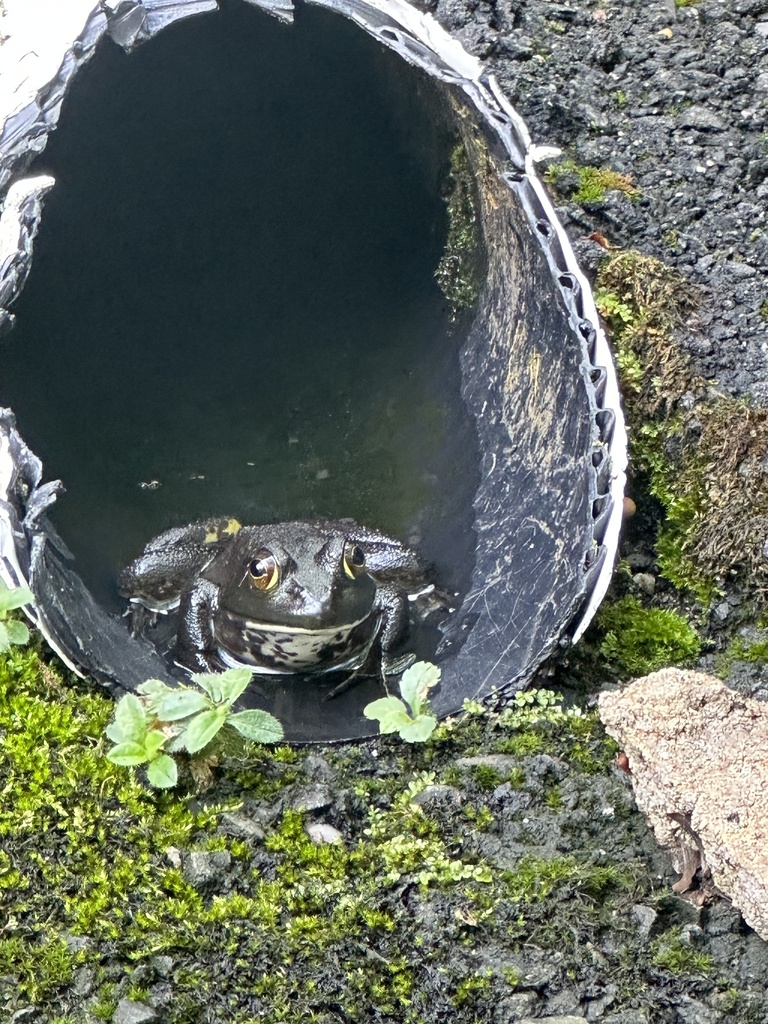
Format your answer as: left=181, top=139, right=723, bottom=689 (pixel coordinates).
left=118, top=515, right=437, bottom=677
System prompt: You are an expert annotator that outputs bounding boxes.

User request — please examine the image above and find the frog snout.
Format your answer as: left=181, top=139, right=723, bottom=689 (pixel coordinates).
left=285, top=580, right=329, bottom=617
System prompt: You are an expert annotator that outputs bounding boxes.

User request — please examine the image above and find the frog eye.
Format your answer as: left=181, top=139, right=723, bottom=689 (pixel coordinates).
left=343, top=542, right=366, bottom=579
left=248, top=550, right=279, bottom=591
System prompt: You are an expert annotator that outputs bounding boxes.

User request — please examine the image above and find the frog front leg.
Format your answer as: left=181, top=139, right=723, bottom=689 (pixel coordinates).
left=118, top=516, right=242, bottom=611
left=374, top=585, right=416, bottom=677
left=174, top=578, right=224, bottom=673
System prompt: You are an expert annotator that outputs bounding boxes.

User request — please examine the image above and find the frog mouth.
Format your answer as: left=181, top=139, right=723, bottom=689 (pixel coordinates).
left=0, top=0, right=625, bottom=739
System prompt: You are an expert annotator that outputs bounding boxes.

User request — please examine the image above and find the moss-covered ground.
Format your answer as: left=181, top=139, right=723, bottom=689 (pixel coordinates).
left=2, top=635, right=767, bottom=1023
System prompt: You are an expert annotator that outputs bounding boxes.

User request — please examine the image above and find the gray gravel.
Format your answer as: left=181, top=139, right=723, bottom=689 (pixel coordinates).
left=420, top=0, right=768, bottom=399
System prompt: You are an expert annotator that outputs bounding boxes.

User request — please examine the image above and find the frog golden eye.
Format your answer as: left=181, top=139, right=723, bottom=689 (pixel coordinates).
left=248, top=550, right=279, bottom=591
left=343, top=542, right=366, bottom=579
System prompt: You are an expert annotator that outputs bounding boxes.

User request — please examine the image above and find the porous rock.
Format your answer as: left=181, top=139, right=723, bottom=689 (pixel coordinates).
left=599, top=669, right=768, bottom=939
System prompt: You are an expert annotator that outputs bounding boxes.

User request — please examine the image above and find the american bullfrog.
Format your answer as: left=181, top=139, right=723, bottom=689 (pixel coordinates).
left=118, top=516, right=436, bottom=676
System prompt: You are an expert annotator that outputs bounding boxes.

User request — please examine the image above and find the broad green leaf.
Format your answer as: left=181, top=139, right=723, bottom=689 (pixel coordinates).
left=399, top=661, right=441, bottom=717
left=398, top=713, right=437, bottom=744
left=191, top=672, right=223, bottom=702
left=156, top=689, right=209, bottom=722
left=214, top=668, right=253, bottom=707
left=184, top=708, right=227, bottom=753
left=143, top=730, right=167, bottom=757
left=105, top=721, right=127, bottom=744
left=147, top=754, right=178, bottom=789
left=114, top=694, right=148, bottom=742
left=107, top=741, right=148, bottom=766
left=138, top=678, right=171, bottom=696
left=0, top=622, right=11, bottom=653
left=363, top=696, right=414, bottom=735
left=0, top=580, right=33, bottom=613
left=228, top=709, right=284, bottom=744
left=137, top=678, right=171, bottom=714
left=4, top=619, right=29, bottom=646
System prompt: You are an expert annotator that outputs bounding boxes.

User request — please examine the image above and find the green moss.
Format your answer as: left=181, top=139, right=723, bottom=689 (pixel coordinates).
left=543, top=785, right=563, bottom=810
left=597, top=250, right=768, bottom=603
left=0, top=639, right=741, bottom=1022
left=494, top=731, right=545, bottom=757
left=463, top=804, right=494, bottom=831
left=759, top=300, right=768, bottom=323
left=435, top=143, right=484, bottom=315
left=470, top=764, right=502, bottom=790
left=0, top=935, right=75, bottom=1003
left=452, top=969, right=494, bottom=1007
left=504, top=855, right=633, bottom=906
left=546, top=158, right=640, bottom=204
left=651, top=928, right=714, bottom=975
left=596, top=596, right=701, bottom=677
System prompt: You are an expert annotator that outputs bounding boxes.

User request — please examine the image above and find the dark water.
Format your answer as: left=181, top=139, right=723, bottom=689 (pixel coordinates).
left=2, top=0, right=479, bottom=608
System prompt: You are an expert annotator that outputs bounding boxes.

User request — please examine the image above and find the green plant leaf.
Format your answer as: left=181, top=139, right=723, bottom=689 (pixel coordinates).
left=0, top=622, right=12, bottom=653
left=107, top=741, right=149, bottom=766
left=143, top=730, right=167, bottom=757
left=0, top=580, right=33, bottom=613
left=363, top=696, right=414, bottom=734
left=190, top=672, right=223, bottom=702
left=398, top=713, right=438, bottom=743
left=184, top=708, right=227, bottom=753
left=136, top=678, right=171, bottom=714
left=146, top=754, right=178, bottom=789
left=105, top=720, right=127, bottom=744
left=167, top=728, right=189, bottom=753
left=113, top=693, right=148, bottom=743
left=3, top=619, right=29, bottom=646
left=212, top=668, right=252, bottom=707
left=228, top=709, right=284, bottom=744
left=155, top=689, right=209, bottom=721
left=399, top=661, right=440, bottom=717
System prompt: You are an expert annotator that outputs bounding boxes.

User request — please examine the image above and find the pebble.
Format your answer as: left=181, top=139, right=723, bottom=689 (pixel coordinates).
left=632, top=572, right=656, bottom=596
left=290, top=784, right=333, bottom=813
left=305, top=821, right=344, bottom=845
left=631, top=903, right=658, bottom=941
left=220, top=811, right=266, bottom=841
left=112, top=999, right=158, bottom=1024
left=182, top=850, right=232, bottom=888
left=517, top=1016, right=589, bottom=1024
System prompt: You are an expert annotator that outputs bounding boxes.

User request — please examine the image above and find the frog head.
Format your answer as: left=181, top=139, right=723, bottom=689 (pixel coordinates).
left=206, top=521, right=377, bottom=630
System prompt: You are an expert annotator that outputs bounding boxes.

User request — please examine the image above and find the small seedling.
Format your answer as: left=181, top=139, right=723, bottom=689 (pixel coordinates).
left=0, top=578, right=33, bottom=652
left=106, top=668, right=283, bottom=788
left=364, top=661, right=439, bottom=742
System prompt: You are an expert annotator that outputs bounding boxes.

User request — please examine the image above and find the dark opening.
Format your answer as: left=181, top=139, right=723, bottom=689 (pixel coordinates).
left=1, top=0, right=480, bottom=620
